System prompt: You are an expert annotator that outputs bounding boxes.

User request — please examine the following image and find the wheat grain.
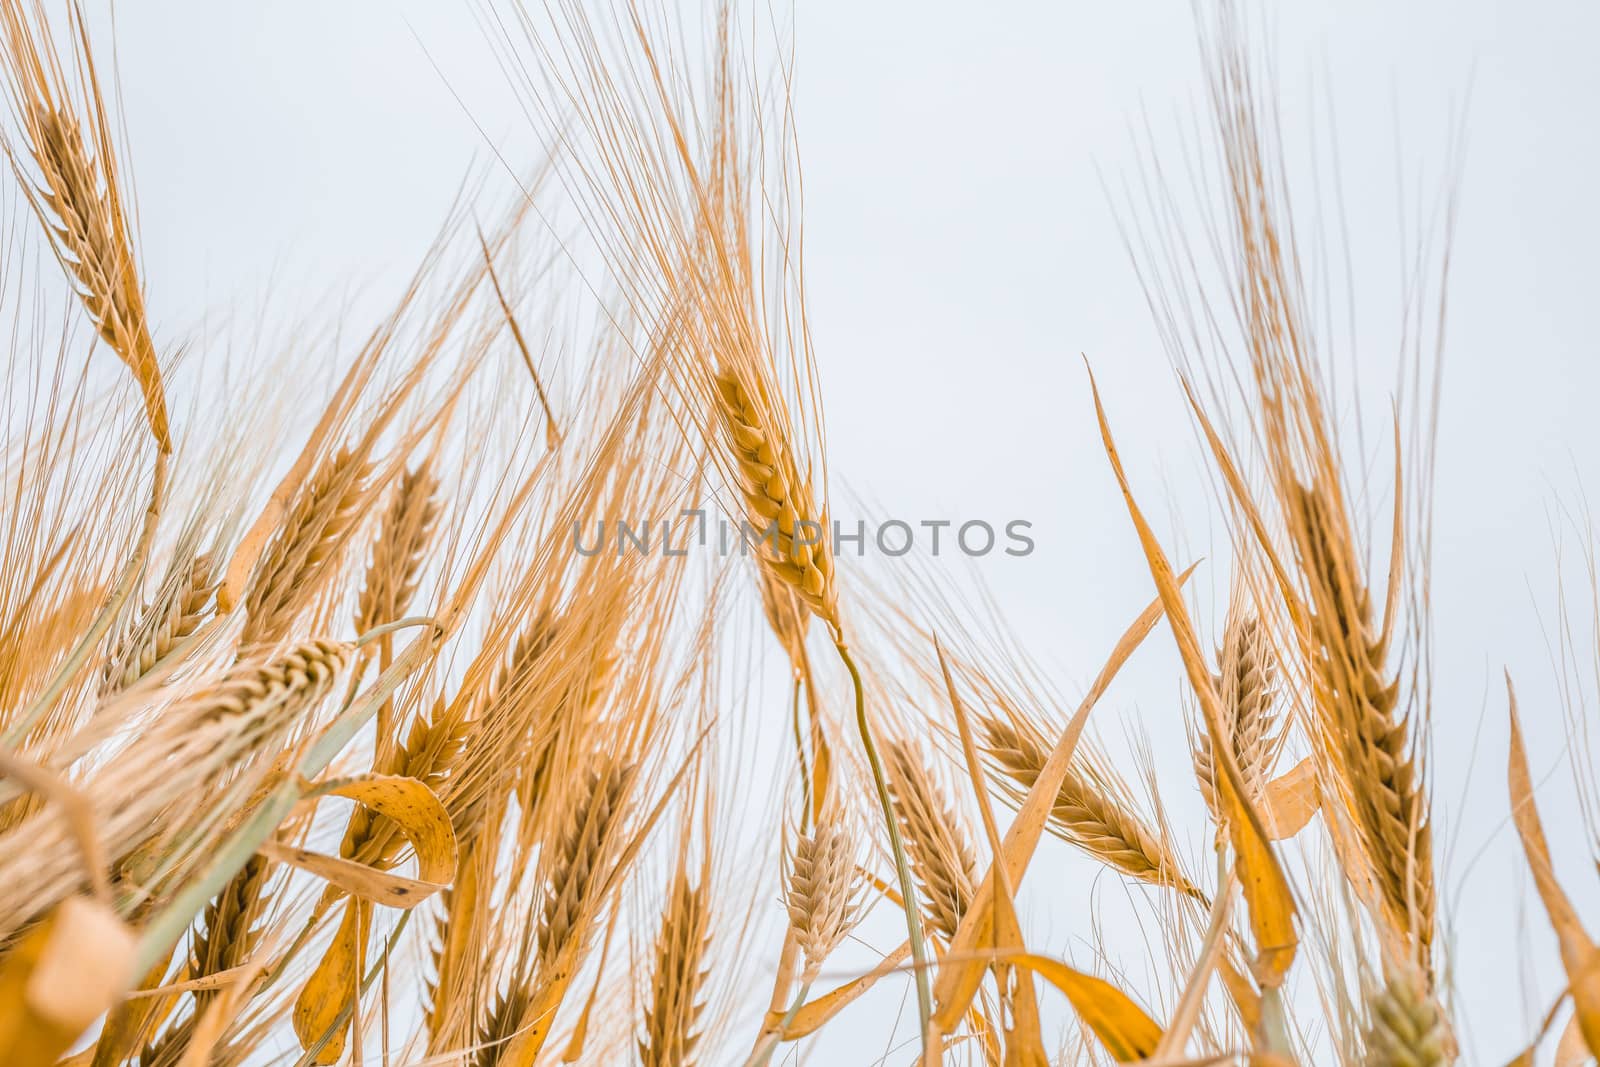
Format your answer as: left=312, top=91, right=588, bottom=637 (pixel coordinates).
left=101, top=553, right=216, bottom=697
left=639, top=873, right=711, bottom=1067
left=885, top=741, right=978, bottom=943
left=783, top=817, right=864, bottom=983
left=984, top=717, right=1197, bottom=895
left=242, top=448, right=371, bottom=646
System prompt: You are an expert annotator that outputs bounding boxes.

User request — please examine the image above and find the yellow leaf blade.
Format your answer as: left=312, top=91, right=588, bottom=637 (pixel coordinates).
left=1088, top=368, right=1297, bottom=987
left=996, top=951, right=1162, bottom=1063
left=1507, top=676, right=1600, bottom=1056
left=767, top=942, right=911, bottom=1039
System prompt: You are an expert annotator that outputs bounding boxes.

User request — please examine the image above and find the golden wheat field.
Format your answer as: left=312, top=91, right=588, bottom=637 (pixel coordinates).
left=2, top=0, right=1599, bottom=1063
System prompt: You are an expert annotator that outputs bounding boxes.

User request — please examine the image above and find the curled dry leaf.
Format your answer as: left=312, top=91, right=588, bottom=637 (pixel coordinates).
left=297, top=773, right=459, bottom=897
left=1260, top=758, right=1319, bottom=841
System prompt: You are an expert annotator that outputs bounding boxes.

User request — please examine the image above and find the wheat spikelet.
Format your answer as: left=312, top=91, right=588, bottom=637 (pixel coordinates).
left=242, top=448, right=371, bottom=646
left=140, top=855, right=271, bottom=1067
left=342, top=698, right=468, bottom=870
left=190, top=854, right=271, bottom=1006
left=885, top=741, right=978, bottom=943
left=1361, top=966, right=1452, bottom=1067
left=713, top=370, right=836, bottom=626
left=983, top=717, right=1196, bottom=895
left=1193, top=609, right=1277, bottom=819
left=1295, top=484, right=1432, bottom=957
left=639, top=872, right=711, bottom=1067
left=471, top=982, right=531, bottom=1067
left=354, top=463, right=440, bottom=636
left=100, top=553, right=216, bottom=697
left=757, top=565, right=810, bottom=666
left=538, top=760, right=635, bottom=960
left=783, top=817, right=864, bottom=983
left=443, top=609, right=559, bottom=844
left=0, top=2, right=170, bottom=448
left=199, top=638, right=351, bottom=728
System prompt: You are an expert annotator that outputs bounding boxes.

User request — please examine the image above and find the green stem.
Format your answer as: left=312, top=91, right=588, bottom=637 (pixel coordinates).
left=835, top=638, right=932, bottom=1047
left=789, top=674, right=810, bottom=833
left=745, top=978, right=814, bottom=1067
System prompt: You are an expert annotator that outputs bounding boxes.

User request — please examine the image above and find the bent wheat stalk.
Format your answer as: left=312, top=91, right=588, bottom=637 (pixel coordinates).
left=712, top=366, right=932, bottom=1032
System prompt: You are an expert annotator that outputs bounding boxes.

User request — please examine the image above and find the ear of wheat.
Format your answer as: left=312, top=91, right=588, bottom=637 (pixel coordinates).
left=983, top=716, right=1199, bottom=897
left=886, top=741, right=979, bottom=944
left=242, top=448, right=372, bottom=647
left=0, top=3, right=1552, bottom=1066
left=1193, top=606, right=1279, bottom=821
left=100, top=553, right=217, bottom=697
left=783, top=815, right=866, bottom=985
left=639, top=871, right=711, bottom=1067
left=0, top=0, right=169, bottom=450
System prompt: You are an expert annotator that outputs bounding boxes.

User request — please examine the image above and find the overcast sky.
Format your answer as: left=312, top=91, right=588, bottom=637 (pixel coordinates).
left=77, top=1, right=1600, bottom=1061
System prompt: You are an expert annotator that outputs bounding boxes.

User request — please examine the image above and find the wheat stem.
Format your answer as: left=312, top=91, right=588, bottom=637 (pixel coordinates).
left=789, top=675, right=810, bottom=833
left=835, top=639, right=931, bottom=1043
